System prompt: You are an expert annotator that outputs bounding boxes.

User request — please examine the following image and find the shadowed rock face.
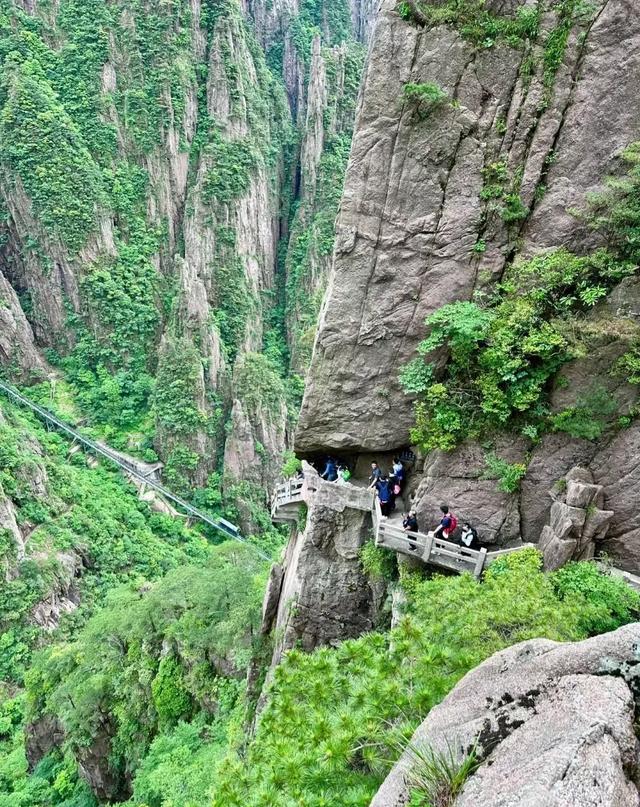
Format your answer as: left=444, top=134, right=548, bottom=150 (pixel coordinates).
left=263, top=466, right=387, bottom=664
left=296, top=0, right=640, bottom=455
left=371, top=623, right=640, bottom=807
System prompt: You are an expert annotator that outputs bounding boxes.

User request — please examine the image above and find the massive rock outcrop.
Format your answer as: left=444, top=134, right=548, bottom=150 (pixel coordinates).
left=298, top=0, right=640, bottom=454
left=371, top=622, right=640, bottom=807
left=295, top=0, right=640, bottom=569
left=262, top=465, right=386, bottom=663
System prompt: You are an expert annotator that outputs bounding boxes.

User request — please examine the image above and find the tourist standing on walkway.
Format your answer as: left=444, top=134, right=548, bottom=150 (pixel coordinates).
left=376, top=476, right=392, bottom=517
left=403, top=510, right=419, bottom=551
left=368, top=461, right=383, bottom=489
left=460, top=522, right=480, bottom=550
left=433, top=504, right=457, bottom=540
left=321, top=457, right=338, bottom=482
left=392, top=457, right=405, bottom=490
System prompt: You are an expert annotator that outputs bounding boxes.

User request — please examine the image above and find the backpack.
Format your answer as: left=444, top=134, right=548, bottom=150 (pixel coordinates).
left=461, top=527, right=477, bottom=547
left=446, top=512, right=458, bottom=535
left=393, top=483, right=401, bottom=495
left=342, top=468, right=351, bottom=481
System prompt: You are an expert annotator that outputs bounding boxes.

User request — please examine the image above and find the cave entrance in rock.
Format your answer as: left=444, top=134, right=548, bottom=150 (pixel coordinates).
left=298, top=447, right=417, bottom=489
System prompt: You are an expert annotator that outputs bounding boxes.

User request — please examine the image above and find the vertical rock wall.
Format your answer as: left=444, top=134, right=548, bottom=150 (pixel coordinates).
left=297, top=0, right=640, bottom=454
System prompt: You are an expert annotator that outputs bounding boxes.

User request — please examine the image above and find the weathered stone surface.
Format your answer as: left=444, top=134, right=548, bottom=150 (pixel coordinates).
left=31, top=551, right=82, bottom=631
left=266, top=469, right=385, bottom=665
left=0, top=269, right=46, bottom=380
left=370, top=623, right=640, bottom=807
left=591, top=422, right=640, bottom=557
left=25, top=715, right=65, bottom=771
left=565, top=480, right=604, bottom=509
left=411, top=440, right=524, bottom=546
left=297, top=0, right=640, bottom=455
left=0, top=489, right=24, bottom=570
left=543, top=535, right=578, bottom=572
left=76, top=717, right=132, bottom=803
left=521, top=434, right=596, bottom=545
left=260, top=562, right=284, bottom=635
left=549, top=501, right=587, bottom=539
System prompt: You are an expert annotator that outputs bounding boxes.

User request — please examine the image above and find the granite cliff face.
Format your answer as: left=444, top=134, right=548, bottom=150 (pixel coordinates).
left=372, top=623, right=640, bottom=807
left=0, top=0, right=372, bottom=528
left=295, top=0, right=640, bottom=568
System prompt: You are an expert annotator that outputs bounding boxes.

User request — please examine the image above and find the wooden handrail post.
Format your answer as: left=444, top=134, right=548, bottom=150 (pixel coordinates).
left=421, top=531, right=434, bottom=563
left=474, top=547, right=488, bottom=578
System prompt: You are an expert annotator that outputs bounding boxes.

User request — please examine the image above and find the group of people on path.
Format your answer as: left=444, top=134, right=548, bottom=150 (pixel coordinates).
left=318, top=455, right=483, bottom=553
left=403, top=503, right=481, bottom=552
left=367, top=458, right=406, bottom=517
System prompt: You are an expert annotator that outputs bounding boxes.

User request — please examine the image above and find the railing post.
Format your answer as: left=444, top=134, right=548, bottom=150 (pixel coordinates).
left=373, top=499, right=382, bottom=546
left=474, top=547, right=488, bottom=578
left=421, top=531, right=434, bottom=563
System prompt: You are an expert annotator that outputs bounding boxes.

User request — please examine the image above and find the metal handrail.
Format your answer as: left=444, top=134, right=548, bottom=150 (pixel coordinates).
left=0, top=381, right=271, bottom=562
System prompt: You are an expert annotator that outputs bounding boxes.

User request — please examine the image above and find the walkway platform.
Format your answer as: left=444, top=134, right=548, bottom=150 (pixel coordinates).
left=271, top=466, right=527, bottom=578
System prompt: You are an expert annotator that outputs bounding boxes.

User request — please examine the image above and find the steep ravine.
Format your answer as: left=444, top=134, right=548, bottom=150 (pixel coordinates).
left=0, top=0, right=371, bottom=531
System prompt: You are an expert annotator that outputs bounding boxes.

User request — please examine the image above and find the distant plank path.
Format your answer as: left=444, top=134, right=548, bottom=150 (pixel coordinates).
left=0, top=381, right=271, bottom=560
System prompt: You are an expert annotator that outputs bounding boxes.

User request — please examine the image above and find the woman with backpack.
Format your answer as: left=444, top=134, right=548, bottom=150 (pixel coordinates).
left=433, top=504, right=458, bottom=540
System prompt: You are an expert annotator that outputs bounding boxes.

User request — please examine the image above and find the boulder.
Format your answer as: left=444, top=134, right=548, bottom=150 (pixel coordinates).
left=370, top=623, right=640, bottom=807
left=541, top=468, right=614, bottom=571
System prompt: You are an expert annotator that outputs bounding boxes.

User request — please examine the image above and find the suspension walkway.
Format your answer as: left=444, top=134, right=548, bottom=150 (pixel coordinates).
left=0, top=381, right=270, bottom=560
left=272, top=470, right=527, bottom=577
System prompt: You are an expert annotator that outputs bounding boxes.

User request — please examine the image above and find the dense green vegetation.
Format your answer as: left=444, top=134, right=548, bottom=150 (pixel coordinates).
left=0, top=399, right=272, bottom=805
left=0, top=401, right=215, bottom=688
left=4, top=523, right=636, bottom=807
left=209, top=549, right=638, bottom=805
left=402, top=143, right=640, bottom=452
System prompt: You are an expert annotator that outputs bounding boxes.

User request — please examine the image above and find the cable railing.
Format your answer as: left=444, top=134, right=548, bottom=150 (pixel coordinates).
left=0, top=380, right=271, bottom=562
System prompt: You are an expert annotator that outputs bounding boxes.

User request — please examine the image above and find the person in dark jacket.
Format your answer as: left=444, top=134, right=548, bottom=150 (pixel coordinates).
left=368, top=461, right=383, bottom=489
left=403, top=510, right=419, bottom=551
left=321, top=457, right=338, bottom=482
left=376, top=476, right=392, bottom=517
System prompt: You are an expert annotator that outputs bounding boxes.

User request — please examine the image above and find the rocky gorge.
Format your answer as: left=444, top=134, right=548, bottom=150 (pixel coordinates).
left=2, top=0, right=640, bottom=805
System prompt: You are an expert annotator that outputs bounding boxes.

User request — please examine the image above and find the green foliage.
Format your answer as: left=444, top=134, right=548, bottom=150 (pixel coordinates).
left=551, top=386, right=619, bottom=440
left=25, top=543, right=266, bottom=786
left=151, top=657, right=194, bottom=729
left=403, top=249, right=635, bottom=451
left=588, top=142, right=640, bottom=264
left=482, top=453, right=527, bottom=493
left=126, top=717, right=229, bottom=807
left=398, top=0, right=540, bottom=49
left=280, top=450, right=302, bottom=478
left=0, top=55, right=106, bottom=252
left=551, top=562, right=640, bottom=636
left=360, top=542, right=398, bottom=582
left=0, top=402, right=210, bottom=685
left=212, top=549, right=635, bottom=805
left=406, top=741, right=478, bottom=807
left=213, top=257, right=254, bottom=362
left=234, top=353, right=286, bottom=414
left=203, top=134, right=258, bottom=205
left=403, top=82, right=448, bottom=118
left=155, top=337, right=209, bottom=437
